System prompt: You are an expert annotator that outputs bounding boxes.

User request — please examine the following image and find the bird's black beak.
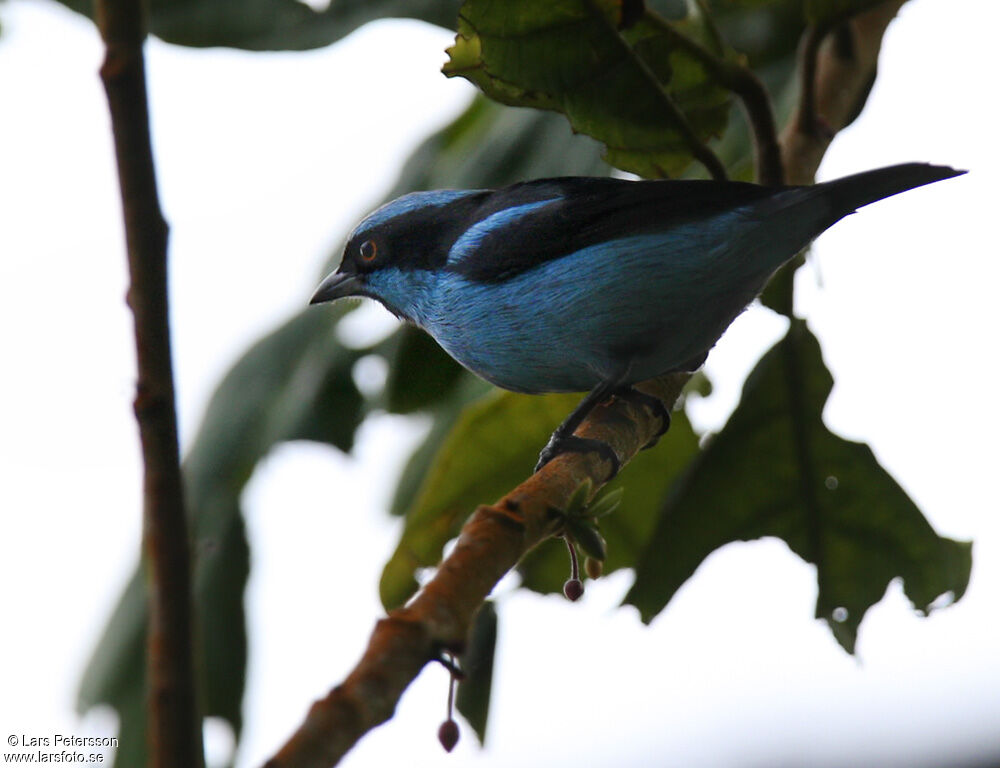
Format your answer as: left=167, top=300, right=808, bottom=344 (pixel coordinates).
left=310, top=271, right=362, bottom=305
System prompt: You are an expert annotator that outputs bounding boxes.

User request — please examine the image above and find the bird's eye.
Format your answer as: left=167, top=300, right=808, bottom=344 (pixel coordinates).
left=359, top=239, right=378, bottom=262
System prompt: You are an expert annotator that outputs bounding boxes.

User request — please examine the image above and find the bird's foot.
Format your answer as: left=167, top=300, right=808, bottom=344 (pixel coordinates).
left=535, top=434, right=620, bottom=480
left=613, top=387, right=671, bottom=449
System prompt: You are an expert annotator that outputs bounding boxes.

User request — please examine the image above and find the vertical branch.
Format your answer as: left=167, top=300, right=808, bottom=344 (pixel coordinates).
left=781, top=1, right=907, bottom=184
left=768, top=1, right=908, bottom=316
left=94, top=1, right=204, bottom=766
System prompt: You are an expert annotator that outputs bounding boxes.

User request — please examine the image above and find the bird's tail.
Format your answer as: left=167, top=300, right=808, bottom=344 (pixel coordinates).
left=745, top=163, right=965, bottom=274
left=815, top=162, right=966, bottom=222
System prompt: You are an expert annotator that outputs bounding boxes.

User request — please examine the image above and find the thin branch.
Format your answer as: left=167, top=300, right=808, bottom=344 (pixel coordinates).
left=730, top=67, right=784, bottom=186
left=796, top=1, right=899, bottom=139
left=586, top=0, right=727, bottom=180
left=797, top=23, right=827, bottom=139
left=264, top=374, right=690, bottom=768
left=643, top=9, right=784, bottom=185
left=781, top=1, right=908, bottom=184
left=769, top=0, right=908, bottom=315
left=95, top=0, right=204, bottom=765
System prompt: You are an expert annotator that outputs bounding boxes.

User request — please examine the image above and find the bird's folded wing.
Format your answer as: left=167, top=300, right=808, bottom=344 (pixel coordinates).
left=446, top=176, right=782, bottom=284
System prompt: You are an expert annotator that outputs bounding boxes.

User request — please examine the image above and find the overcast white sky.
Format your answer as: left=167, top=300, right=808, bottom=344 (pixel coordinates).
left=1, top=1, right=998, bottom=766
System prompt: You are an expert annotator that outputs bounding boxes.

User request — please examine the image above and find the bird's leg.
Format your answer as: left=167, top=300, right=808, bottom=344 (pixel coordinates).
left=535, top=379, right=621, bottom=478
left=611, top=386, right=671, bottom=449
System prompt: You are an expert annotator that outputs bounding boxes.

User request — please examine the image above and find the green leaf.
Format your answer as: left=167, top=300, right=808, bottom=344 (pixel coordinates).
left=443, top=0, right=733, bottom=178
left=388, top=375, right=493, bottom=517
left=456, top=601, right=497, bottom=744
left=564, top=478, right=595, bottom=518
left=588, top=486, right=624, bottom=519
left=567, top=520, right=608, bottom=563
left=53, top=0, right=462, bottom=51
left=705, top=0, right=805, bottom=69
left=76, top=570, right=146, bottom=743
left=77, top=307, right=364, bottom=766
left=381, top=326, right=466, bottom=414
left=385, top=95, right=611, bottom=202
left=380, top=389, right=583, bottom=610
left=517, top=410, right=701, bottom=595
left=625, top=321, right=972, bottom=653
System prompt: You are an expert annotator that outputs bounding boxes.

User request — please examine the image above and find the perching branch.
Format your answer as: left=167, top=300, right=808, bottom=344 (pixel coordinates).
left=265, top=4, right=909, bottom=766
left=264, top=375, right=687, bottom=768
left=95, top=0, right=204, bottom=766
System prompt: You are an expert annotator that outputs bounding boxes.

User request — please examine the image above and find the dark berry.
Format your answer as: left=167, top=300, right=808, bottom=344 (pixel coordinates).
left=563, top=578, right=584, bottom=601
left=438, top=719, right=459, bottom=752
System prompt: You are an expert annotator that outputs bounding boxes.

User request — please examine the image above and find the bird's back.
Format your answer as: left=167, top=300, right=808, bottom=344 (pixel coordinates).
left=425, top=164, right=964, bottom=392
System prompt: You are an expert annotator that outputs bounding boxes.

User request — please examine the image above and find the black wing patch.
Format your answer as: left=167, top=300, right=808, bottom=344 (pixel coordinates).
left=447, top=177, right=788, bottom=284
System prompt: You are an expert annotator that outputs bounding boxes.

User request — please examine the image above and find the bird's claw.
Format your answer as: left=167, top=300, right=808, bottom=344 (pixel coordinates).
left=534, top=434, right=620, bottom=480
left=613, top=387, right=672, bottom=449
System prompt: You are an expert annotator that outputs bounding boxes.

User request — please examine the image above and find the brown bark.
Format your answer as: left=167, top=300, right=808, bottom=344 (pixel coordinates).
left=95, top=0, right=204, bottom=764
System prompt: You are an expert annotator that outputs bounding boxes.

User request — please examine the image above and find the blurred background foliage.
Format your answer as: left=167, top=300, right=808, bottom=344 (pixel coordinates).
left=50, top=0, right=971, bottom=763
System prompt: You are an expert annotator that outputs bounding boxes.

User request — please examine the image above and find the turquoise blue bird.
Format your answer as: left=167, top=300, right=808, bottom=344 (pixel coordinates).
left=311, top=163, right=963, bottom=474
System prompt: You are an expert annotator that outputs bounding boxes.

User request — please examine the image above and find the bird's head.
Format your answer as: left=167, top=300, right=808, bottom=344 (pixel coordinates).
left=310, top=189, right=487, bottom=322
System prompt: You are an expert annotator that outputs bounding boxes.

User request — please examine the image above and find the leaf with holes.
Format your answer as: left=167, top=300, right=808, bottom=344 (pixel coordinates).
left=625, top=321, right=971, bottom=653
left=443, top=0, right=734, bottom=178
